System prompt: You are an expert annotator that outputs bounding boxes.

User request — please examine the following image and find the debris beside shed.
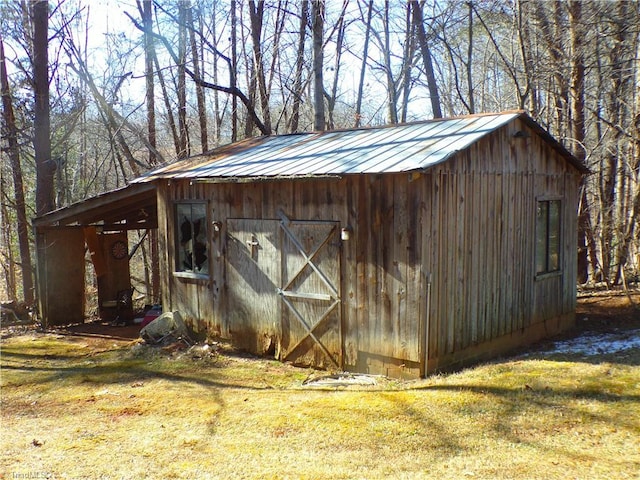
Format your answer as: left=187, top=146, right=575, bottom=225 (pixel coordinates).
left=139, top=311, right=190, bottom=345
left=302, top=373, right=381, bottom=388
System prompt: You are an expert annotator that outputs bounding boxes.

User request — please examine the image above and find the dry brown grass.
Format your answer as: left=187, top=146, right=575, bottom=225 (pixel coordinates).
left=2, top=296, right=639, bottom=479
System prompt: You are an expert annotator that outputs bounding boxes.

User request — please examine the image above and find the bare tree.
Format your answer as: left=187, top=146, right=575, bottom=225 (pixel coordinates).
left=354, top=0, right=373, bottom=127
left=436, top=4, right=474, bottom=115
left=248, top=0, right=272, bottom=135
left=290, top=0, right=309, bottom=133
left=568, top=0, right=591, bottom=284
left=0, top=35, right=34, bottom=304
left=326, top=1, right=349, bottom=130
left=399, top=3, right=417, bottom=123
left=2, top=0, right=639, bottom=292
left=411, top=0, right=442, bottom=119
left=532, top=0, right=569, bottom=137
left=126, top=4, right=270, bottom=136
left=187, top=4, right=208, bottom=152
left=465, top=2, right=474, bottom=114
left=138, top=0, right=158, bottom=166
left=231, top=0, right=239, bottom=141
left=176, top=1, right=189, bottom=158
left=32, top=0, right=54, bottom=215
left=137, top=0, right=160, bottom=303
left=515, top=0, right=538, bottom=115
left=312, top=0, right=325, bottom=131
left=381, top=1, right=398, bottom=123
left=0, top=169, right=17, bottom=301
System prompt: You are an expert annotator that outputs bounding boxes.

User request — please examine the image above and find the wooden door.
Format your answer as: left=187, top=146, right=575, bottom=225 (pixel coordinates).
left=225, top=216, right=342, bottom=369
left=278, top=216, right=341, bottom=369
left=226, top=219, right=281, bottom=353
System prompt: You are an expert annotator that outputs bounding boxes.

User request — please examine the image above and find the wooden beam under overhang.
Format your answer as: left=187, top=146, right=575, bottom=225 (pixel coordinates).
left=33, top=183, right=157, bottom=230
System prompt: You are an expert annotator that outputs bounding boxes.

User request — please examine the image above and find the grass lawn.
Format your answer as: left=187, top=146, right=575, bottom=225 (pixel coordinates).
left=1, top=294, right=639, bottom=479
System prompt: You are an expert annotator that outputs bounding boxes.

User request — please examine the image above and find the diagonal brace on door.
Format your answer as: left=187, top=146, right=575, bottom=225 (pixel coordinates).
left=276, top=210, right=341, bottom=369
left=279, top=291, right=341, bottom=369
left=278, top=210, right=339, bottom=298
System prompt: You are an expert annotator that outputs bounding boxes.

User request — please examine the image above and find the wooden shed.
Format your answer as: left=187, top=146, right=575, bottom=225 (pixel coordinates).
left=126, top=111, right=586, bottom=377
left=34, top=111, right=587, bottom=377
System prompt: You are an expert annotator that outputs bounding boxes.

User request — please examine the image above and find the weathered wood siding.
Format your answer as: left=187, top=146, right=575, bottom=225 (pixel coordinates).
left=423, top=118, right=580, bottom=372
left=157, top=117, right=582, bottom=377
left=158, top=180, right=215, bottom=335
left=35, top=227, right=86, bottom=326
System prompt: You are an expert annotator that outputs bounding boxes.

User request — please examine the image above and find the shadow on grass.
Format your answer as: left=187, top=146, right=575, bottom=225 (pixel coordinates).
left=414, top=383, right=639, bottom=407
left=1, top=348, right=278, bottom=392
left=412, top=382, right=640, bottom=441
left=428, top=382, right=639, bottom=472
left=4, top=338, right=639, bottom=476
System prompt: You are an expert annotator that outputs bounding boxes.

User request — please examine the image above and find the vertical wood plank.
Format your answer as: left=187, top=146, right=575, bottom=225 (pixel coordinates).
left=429, top=171, right=442, bottom=359
left=447, top=170, right=456, bottom=353
left=368, top=175, right=382, bottom=355
left=157, top=182, right=171, bottom=311
left=356, top=174, right=369, bottom=363
left=407, top=172, right=425, bottom=368
left=469, top=168, right=480, bottom=345
left=343, top=176, right=359, bottom=368
left=380, top=175, right=394, bottom=357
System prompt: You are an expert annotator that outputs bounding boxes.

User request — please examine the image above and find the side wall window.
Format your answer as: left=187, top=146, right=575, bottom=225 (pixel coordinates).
left=176, top=203, right=208, bottom=274
left=535, top=199, right=561, bottom=275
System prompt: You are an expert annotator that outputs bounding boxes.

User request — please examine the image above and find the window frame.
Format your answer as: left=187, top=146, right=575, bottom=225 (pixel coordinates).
left=173, top=201, right=210, bottom=280
left=535, top=196, right=563, bottom=279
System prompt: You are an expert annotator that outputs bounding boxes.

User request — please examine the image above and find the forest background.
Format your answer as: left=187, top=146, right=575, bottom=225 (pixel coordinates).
left=1, top=0, right=639, bottom=311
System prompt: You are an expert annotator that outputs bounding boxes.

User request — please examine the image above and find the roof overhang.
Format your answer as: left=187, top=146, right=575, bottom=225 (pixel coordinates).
left=33, top=183, right=157, bottom=231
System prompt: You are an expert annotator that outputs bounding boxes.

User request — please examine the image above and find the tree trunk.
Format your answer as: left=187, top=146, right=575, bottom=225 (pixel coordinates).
left=243, top=44, right=258, bottom=137
left=153, top=52, right=181, bottom=156
left=400, top=3, right=415, bottom=123
left=33, top=0, right=54, bottom=215
left=231, top=0, right=238, bottom=141
left=382, top=1, right=398, bottom=124
left=248, top=0, right=272, bottom=135
left=466, top=2, right=475, bottom=114
left=139, top=0, right=157, bottom=166
left=533, top=1, right=569, bottom=136
left=610, top=1, right=639, bottom=285
left=568, top=0, right=591, bottom=284
left=0, top=172, right=17, bottom=302
left=1, top=36, right=34, bottom=304
left=312, top=0, right=325, bottom=131
left=327, top=4, right=347, bottom=130
left=210, top=2, right=222, bottom=145
left=138, top=0, right=160, bottom=300
left=411, top=0, right=442, bottom=119
left=176, top=1, right=189, bottom=158
left=354, top=0, right=373, bottom=127
left=516, top=0, right=536, bottom=113
left=187, top=4, right=208, bottom=152
left=290, top=0, right=309, bottom=133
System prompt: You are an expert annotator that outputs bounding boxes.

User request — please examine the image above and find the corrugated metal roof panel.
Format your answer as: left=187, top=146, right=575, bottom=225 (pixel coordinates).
left=134, top=112, right=526, bottom=182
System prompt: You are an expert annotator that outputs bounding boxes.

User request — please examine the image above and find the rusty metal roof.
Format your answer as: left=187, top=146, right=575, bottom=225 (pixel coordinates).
left=134, top=112, right=584, bottom=183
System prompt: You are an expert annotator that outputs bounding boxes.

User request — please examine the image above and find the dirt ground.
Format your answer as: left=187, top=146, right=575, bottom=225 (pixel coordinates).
left=2, top=290, right=638, bottom=353
left=575, top=290, right=640, bottom=331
